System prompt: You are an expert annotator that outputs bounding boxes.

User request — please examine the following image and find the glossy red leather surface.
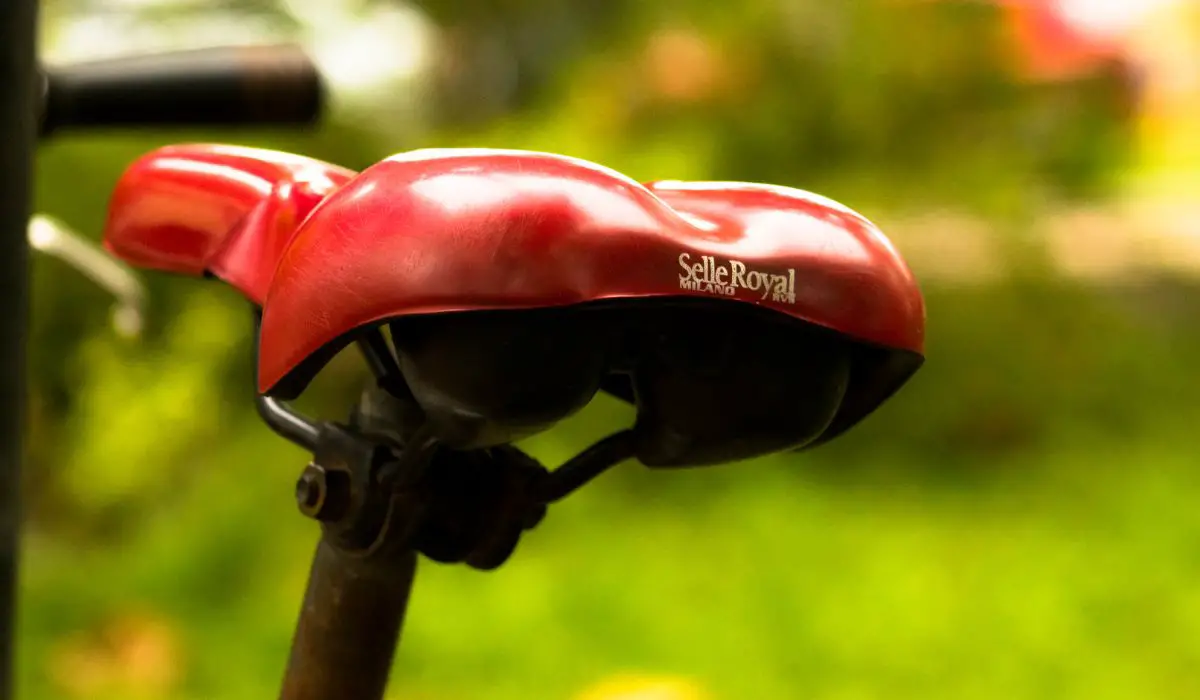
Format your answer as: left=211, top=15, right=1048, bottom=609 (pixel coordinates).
left=102, top=145, right=924, bottom=397
left=103, top=143, right=354, bottom=303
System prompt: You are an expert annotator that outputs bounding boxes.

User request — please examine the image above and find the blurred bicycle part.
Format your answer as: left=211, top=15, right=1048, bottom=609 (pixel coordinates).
left=28, top=215, right=145, bottom=339
left=40, top=43, right=321, bottom=136
left=42, top=0, right=437, bottom=137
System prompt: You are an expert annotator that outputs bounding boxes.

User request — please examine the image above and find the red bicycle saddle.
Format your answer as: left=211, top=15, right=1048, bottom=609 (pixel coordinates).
left=104, top=145, right=924, bottom=466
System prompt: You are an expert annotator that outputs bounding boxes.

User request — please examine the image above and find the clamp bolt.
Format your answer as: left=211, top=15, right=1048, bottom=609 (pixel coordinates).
left=295, top=464, right=328, bottom=518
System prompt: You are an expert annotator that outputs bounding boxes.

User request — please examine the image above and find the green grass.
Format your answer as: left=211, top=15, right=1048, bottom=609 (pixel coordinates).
left=15, top=401, right=1200, bottom=700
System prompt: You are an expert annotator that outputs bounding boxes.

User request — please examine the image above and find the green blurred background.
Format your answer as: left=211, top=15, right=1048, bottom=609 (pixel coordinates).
left=17, top=0, right=1200, bottom=698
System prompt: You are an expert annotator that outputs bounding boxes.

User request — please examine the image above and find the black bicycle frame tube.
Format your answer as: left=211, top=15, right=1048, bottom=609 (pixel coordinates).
left=0, top=2, right=40, bottom=699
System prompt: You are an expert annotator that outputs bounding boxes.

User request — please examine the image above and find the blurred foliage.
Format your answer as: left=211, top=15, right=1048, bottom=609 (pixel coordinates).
left=15, top=0, right=1200, bottom=698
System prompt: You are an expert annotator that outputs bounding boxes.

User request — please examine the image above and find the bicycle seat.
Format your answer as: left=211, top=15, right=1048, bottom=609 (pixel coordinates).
left=104, top=145, right=924, bottom=466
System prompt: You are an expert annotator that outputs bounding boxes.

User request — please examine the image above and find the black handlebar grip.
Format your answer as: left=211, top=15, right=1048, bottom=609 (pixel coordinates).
left=40, top=44, right=323, bottom=136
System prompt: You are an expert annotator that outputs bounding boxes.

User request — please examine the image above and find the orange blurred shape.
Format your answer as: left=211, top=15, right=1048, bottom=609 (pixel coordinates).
left=641, top=28, right=728, bottom=103
left=573, top=673, right=711, bottom=700
left=997, top=0, right=1125, bottom=81
left=48, top=611, right=183, bottom=699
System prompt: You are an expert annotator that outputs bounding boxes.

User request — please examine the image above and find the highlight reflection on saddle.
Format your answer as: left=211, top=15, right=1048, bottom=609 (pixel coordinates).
left=103, top=145, right=925, bottom=466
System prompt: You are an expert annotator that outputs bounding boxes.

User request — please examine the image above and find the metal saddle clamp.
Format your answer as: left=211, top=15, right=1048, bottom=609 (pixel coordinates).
left=286, top=388, right=628, bottom=570
left=261, top=312, right=632, bottom=572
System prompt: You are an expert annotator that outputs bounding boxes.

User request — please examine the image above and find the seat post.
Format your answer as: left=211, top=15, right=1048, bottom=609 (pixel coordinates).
left=278, top=538, right=417, bottom=700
